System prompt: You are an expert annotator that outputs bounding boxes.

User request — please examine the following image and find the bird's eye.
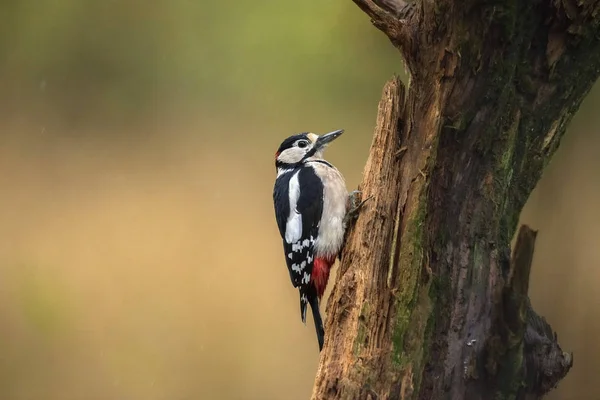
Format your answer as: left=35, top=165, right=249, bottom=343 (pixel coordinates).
left=297, top=140, right=309, bottom=148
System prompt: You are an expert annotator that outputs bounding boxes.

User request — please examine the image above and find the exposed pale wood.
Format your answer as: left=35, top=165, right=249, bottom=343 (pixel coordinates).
left=313, top=77, right=405, bottom=399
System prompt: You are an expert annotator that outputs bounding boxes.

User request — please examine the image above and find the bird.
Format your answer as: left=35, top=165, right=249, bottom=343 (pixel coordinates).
left=272, top=129, right=363, bottom=351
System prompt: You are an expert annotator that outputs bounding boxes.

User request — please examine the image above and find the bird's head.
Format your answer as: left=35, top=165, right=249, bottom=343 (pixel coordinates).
left=274, top=129, right=344, bottom=169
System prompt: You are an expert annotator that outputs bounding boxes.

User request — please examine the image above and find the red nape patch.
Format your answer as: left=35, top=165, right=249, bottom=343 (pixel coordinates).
left=275, top=151, right=280, bottom=159
left=312, top=256, right=335, bottom=298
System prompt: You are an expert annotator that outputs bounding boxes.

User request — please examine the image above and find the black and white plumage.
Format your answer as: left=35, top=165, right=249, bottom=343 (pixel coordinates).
left=273, top=130, right=349, bottom=351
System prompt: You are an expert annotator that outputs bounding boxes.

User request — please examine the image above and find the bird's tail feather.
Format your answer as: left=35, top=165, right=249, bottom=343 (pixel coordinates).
left=309, top=294, right=325, bottom=351
left=299, top=287, right=325, bottom=351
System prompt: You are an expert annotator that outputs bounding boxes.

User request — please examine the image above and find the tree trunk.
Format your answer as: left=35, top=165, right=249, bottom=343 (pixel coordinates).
left=313, top=1, right=600, bottom=399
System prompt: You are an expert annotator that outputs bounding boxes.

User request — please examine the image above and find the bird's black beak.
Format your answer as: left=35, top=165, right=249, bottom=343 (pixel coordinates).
left=315, top=129, right=344, bottom=149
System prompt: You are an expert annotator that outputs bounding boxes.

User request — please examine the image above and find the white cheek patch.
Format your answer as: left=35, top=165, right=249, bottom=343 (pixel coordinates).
left=278, top=147, right=305, bottom=164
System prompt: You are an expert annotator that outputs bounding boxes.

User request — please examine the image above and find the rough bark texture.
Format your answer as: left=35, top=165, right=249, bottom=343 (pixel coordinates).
left=312, top=0, right=600, bottom=399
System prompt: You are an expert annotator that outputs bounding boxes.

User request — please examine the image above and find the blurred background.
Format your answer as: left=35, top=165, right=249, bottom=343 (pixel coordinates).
left=0, top=1, right=597, bottom=399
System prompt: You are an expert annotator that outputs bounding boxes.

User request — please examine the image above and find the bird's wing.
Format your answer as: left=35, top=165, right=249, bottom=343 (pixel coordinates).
left=273, top=172, right=292, bottom=239
left=274, top=166, right=323, bottom=288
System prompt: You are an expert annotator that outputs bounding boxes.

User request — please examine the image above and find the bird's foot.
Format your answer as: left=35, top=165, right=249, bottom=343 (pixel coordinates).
left=339, top=191, right=373, bottom=261
left=343, top=190, right=373, bottom=227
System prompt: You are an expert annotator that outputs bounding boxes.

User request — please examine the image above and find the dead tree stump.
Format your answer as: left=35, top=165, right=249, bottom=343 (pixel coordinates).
left=311, top=0, right=600, bottom=398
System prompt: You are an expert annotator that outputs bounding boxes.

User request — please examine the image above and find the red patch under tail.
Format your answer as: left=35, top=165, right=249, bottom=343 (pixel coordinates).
left=312, top=256, right=335, bottom=299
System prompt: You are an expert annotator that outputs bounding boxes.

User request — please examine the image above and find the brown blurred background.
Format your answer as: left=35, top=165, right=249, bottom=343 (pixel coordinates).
left=0, top=1, right=597, bottom=399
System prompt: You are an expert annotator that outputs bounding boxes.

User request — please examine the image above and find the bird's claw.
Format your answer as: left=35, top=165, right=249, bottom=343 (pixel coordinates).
left=339, top=191, right=373, bottom=260
left=338, top=190, right=373, bottom=260
left=344, top=190, right=373, bottom=226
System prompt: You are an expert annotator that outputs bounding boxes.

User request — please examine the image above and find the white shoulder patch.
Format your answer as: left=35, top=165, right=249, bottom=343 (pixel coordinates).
left=277, top=168, right=293, bottom=177
left=285, top=171, right=302, bottom=244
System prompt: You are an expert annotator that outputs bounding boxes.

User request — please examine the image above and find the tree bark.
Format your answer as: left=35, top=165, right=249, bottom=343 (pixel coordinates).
left=312, top=1, right=600, bottom=399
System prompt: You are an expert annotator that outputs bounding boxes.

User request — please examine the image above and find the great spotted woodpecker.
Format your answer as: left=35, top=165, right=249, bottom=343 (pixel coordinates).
left=273, top=129, right=360, bottom=351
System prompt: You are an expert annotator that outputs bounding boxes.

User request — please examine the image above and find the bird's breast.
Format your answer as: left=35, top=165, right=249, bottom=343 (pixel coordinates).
left=309, top=162, right=348, bottom=257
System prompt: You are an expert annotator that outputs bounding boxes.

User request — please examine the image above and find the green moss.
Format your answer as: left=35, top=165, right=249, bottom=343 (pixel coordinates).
left=354, top=301, right=371, bottom=355
left=392, top=299, right=413, bottom=366
left=472, top=241, right=486, bottom=286
left=494, top=341, right=526, bottom=399
left=429, top=272, right=450, bottom=300
left=388, top=134, right=444, bottom=400
left=454, top=22, right=483, bottom=73
left=389, top=194, right=440, bottom=400
left=444, top=110, right=477, bottom=133
left=391, top=195, right=427, bottom=366
left=515, top=69, right=537, bottom=96
left=500, top=121, right=518, bottom=173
